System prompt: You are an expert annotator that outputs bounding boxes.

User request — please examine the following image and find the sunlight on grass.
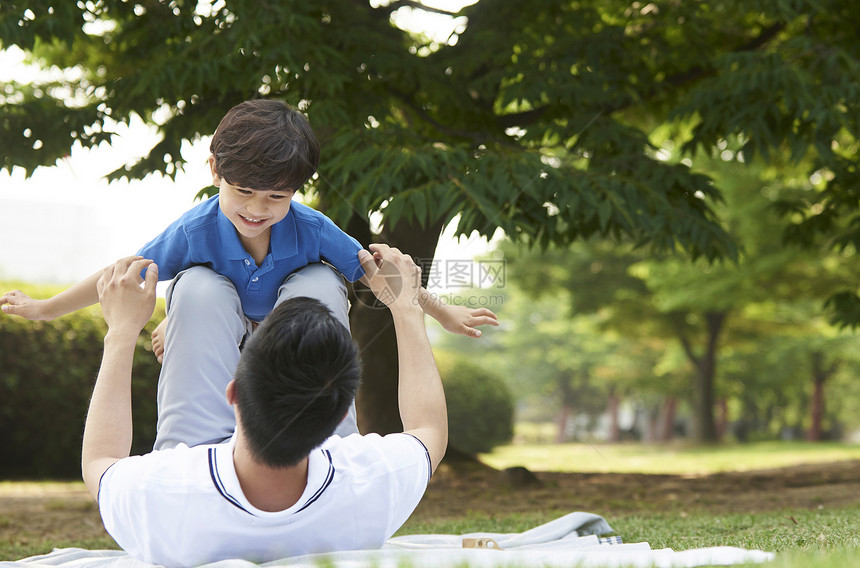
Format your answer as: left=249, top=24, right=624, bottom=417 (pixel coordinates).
left=0, top=481, right=87, bottom=496
left=479, top=441, right=860, bottom=474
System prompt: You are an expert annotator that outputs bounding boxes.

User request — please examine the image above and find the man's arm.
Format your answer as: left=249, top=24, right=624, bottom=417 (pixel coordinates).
left=358, top=245, right=447, bottom=472
left=1, top=269, right=103, bottom=321
left=81, top=257, right=158, bottom=500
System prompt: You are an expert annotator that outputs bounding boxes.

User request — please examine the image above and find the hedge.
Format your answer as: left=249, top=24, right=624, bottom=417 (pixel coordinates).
left=437, top=357, right=515, bottom=454
left=0, top=285, right=164, bottom=479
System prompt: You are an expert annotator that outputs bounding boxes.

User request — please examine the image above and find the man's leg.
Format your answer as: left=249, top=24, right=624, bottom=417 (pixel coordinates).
left=276, top=263, right=358, bottom=436
left=154, top=266, right=253, bottom=450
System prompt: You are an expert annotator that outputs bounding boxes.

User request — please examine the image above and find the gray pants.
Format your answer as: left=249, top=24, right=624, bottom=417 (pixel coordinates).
left=153, top=263, right=358, bottom=451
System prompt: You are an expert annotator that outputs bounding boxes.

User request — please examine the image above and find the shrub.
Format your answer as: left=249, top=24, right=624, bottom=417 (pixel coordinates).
left=437, top=357, right=514, bottom=455
left=0, top=283, right=164, bottom=479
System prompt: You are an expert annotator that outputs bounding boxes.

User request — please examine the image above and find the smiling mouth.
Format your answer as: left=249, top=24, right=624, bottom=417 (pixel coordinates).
left=239, top=214, right=267, bottom=226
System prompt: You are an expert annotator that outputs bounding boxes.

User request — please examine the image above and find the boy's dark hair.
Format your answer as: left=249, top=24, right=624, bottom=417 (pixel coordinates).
left=233, top=297, right=360, bottom=467
left=210, top=99, right=320, bottom=193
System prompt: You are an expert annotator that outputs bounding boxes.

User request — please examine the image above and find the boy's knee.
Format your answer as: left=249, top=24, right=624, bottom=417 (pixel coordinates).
left=277, top=264, right=349, bottom=328
left=168, top=266, right=241, bottom=318
left=278, top=264, right=347, bottom=300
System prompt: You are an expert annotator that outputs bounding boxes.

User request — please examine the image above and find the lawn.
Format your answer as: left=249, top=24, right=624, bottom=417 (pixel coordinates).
left=479, top=440, right=860, bottom=474
left=2, top=441, right=858, bottom=567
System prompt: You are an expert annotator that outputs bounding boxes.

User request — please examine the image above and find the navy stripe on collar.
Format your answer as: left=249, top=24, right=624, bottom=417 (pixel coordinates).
left=296, top=449, right=335, bottom=513
left=208, top=447, right=254, bottom=515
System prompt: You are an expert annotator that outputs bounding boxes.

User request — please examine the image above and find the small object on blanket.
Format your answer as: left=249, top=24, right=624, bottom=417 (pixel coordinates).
left=462, top=537, right=503, bottom=550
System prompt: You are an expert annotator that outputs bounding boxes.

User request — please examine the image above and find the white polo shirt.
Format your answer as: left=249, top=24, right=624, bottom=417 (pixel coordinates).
left=98, top=432, right=432, bottom=567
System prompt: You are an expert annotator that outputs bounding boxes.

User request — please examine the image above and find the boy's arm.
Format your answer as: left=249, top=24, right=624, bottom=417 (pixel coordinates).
left=357, top=273, right=498, bottom=338
left=82, top=257, right=158, bottom=500
left=1, top=269, right=103, bottom=321
left=358, top=245, right=447, bottom=472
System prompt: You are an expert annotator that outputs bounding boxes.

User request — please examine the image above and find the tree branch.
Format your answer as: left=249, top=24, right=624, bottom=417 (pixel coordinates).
left=387, top=0, right=459, bottom=17
left=677, top=332, right=700, bottom=368
left=497, top=107, right=548, bottom=129
left=386, top=85, right=513, bottom=146
left=495, top=22, right=788, bottom=130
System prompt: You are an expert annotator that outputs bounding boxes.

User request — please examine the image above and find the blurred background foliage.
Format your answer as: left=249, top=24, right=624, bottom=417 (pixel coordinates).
left=0, top=283, right=164, bottom=478
left=432, top=145, right=860, bottom=444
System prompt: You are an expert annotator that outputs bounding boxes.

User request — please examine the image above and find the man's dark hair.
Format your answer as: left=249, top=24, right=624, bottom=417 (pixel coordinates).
left=233, top=297, right=360, bottom=467
left=210, top=99, right=320, bottom=193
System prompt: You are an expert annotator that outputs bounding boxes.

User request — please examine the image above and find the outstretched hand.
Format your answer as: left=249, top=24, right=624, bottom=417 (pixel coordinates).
left=433, top=303, right=499, bottom=338
left=96, top=256, right=158, bottom=337
left=0, top=289, right=50, bottom=320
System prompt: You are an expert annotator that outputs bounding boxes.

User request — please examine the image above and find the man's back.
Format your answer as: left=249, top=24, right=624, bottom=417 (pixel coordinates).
left=99, top=433, right=431, bottom=567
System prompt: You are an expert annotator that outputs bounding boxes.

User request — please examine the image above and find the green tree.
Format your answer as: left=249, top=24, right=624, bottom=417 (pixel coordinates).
left=4, top=1, right=860, bottom=432
left=634, top=146, right=860, bottom=441
left=434, top=268, right=676, bottom=443
left=503, top=150, right=860, bottom=442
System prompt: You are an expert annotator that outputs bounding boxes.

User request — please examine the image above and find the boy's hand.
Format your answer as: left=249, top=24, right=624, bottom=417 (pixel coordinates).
left=358, top=244, right=423, bottom=313
left=0, top=290, right=52, bottom=320
left=431, top=301, right=499, bottom=338
left=96, top=257, right=158, bottom=338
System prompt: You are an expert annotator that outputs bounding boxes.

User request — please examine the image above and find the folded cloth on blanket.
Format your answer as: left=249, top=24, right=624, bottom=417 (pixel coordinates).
left=2, top=512, right=775, bottom=568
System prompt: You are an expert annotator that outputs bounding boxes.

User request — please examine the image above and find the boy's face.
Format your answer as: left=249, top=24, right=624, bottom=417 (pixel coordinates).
left=210, top=156, right=294, bottom=243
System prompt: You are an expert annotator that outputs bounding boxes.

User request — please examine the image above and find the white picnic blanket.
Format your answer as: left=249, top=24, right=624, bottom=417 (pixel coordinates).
left=2, top=512, right=775, bottom=568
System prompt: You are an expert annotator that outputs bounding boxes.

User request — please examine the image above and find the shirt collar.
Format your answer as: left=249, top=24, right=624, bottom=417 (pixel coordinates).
left=215, top=197, right=299, bottom=261
left=270, top=208, right=299, bottom=260
left=210, top=433, right=335, bottom=518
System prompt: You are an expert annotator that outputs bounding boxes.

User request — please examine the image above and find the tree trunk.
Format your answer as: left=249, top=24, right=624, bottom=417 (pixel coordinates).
left=556, top=373, right=576, bottom=443
left=715, top=397, right=728, bottom=442
left=349, top=303, right=402, bottom=434
left=606, top=388, right=621, bottom=443
left=646, top=403, right=660, bottom=444
left=556, top=404, right=570, bottom=444
left=677, top=310, right=727, bottom=443
left=806, top=351, right=839, bottom=442
left=345, top=214, right=445, bottom=434
left=659, top=396, right=677, bottom=442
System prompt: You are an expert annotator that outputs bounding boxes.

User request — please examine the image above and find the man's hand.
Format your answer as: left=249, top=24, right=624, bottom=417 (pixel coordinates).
left=0, top=290, right=52, bottom=320
left=97, top=256, right=158, bottom=338
left=358, top=244, right=423, bottom=314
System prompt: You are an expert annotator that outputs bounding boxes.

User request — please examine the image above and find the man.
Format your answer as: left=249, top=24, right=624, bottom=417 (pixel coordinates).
left=81, top=244, right=447, bottom=567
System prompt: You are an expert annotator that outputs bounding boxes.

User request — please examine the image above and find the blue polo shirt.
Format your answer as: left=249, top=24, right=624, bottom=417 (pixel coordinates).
left=136, top=195, right=364, bottom=321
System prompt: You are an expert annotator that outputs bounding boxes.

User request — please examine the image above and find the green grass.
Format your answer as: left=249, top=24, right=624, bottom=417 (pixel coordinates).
left=479, top=440, right=860, bottom=474
left=613, top=507, right=859, bottom=551
left=6, top=508, right=858, bottom=567
left=2, top=538, right=118, bottom=563
left=4, top=442, right=858, bottom=566
left=399, top=506, right=859, bottom=567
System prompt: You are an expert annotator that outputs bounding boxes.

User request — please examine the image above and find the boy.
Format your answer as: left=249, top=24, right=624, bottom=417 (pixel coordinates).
left=1, top=99, right=496, bottom=341
left=84, top=246, right=446, bottom=566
